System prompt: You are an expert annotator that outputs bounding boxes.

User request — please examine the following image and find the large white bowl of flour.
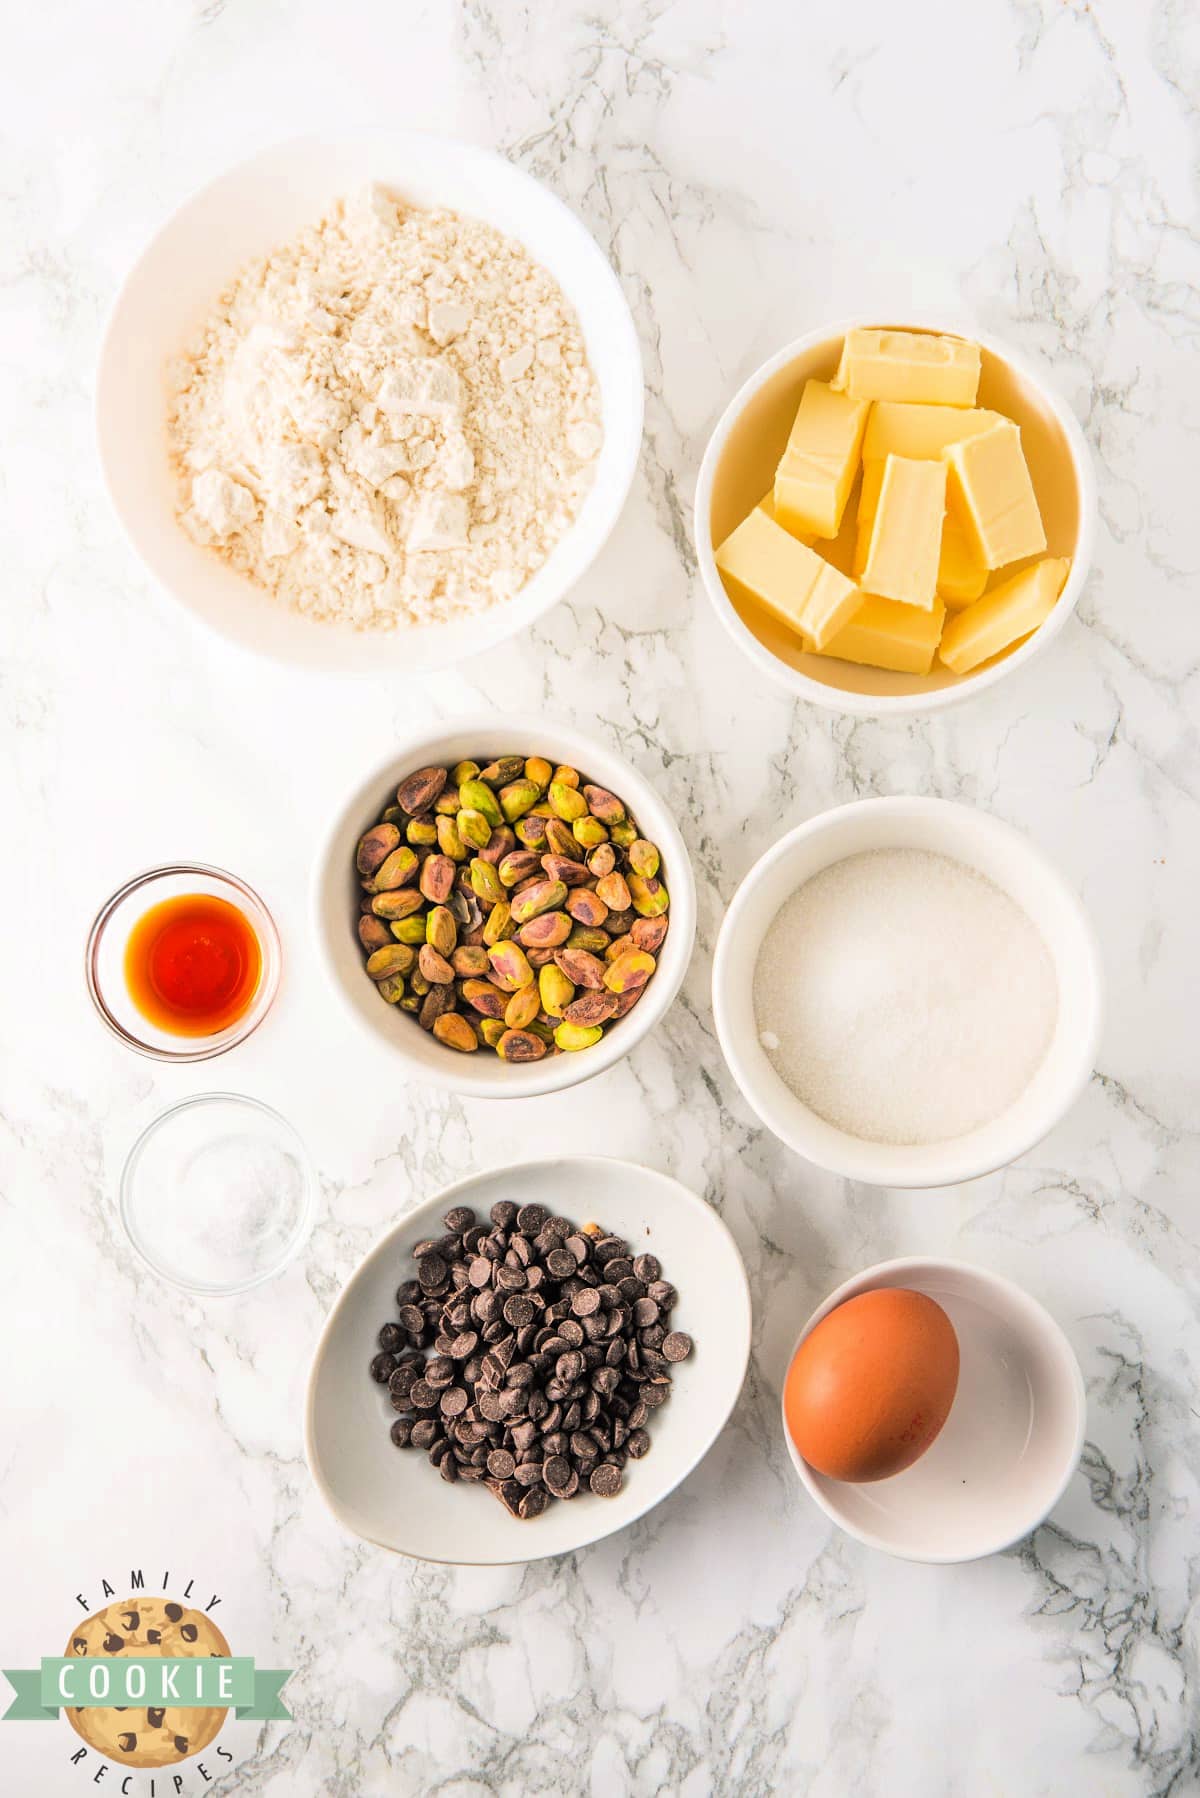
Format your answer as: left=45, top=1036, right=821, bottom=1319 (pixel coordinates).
left=96, top=133, right=643, bottom=673
left=713, top=798, right=1103, bottom=1188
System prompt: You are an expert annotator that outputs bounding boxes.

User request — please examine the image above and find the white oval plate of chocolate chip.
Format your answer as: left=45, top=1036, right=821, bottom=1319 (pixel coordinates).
left=304, top=1156, right=751, bottom=1564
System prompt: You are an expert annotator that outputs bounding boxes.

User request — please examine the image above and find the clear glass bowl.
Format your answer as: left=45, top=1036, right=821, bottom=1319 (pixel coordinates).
left=120, top=1094, right=317, bottom=1295
left=85, top=863, right=281, bottom=1062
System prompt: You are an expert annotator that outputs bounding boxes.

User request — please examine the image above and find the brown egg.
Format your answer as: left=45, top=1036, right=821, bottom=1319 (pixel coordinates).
left=785, top=1287, right=959, bottom=1482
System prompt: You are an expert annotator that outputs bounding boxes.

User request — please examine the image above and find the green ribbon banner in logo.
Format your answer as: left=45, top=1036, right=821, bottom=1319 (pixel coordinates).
left=2, top=1658, right=291, bottom=1722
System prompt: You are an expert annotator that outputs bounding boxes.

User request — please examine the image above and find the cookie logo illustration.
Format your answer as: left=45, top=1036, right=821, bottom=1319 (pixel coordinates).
left=64, top=1598, right=231, bottom=1770
left=2, top=1574, right=291, bottom=1788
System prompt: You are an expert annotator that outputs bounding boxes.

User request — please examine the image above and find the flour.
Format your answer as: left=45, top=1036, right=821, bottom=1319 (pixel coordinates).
left=168, top=188, right=603, bottom=629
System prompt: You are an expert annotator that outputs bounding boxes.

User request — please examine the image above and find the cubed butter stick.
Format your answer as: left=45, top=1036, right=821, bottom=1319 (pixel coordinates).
left=937, top=503, right=989, bottom=607
left=854, top=403, right=999, bottom=598
left=862, top=401, right=1004, bottom=463
left=942, top=419, right=1046, bottom=570
left=819, top=596, right=946, bottom=676
left=860, top=455, right=946, bottom=611
left=714, top=505, right=862, bottom=650
left=856, top=463, right=987, bottom=604
left=939, top=557, right=1069, bottom=674
left=773, top=380, right=870, bottom=539
left=833, top=329, right=981, bottom=407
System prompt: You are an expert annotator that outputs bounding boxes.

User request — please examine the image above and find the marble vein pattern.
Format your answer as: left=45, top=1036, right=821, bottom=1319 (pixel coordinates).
left=2, top=0, right=1198, bottom=1793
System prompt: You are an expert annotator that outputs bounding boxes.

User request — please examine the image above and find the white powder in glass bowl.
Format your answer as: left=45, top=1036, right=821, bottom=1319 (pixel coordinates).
left=752, top=848, right=1058, bottom=1146
left=167, top=186, right=603, bottom=630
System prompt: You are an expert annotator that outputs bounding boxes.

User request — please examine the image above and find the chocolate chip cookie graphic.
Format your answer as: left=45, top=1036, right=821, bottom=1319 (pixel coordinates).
left=63, top=1597, right=230, bottom=1769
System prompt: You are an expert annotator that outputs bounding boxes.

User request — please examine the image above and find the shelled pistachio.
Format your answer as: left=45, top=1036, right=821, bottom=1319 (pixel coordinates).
left=352, top=752, right=671, bottom=1064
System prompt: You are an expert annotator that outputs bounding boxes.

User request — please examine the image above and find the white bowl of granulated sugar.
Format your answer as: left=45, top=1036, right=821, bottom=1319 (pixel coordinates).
left=712, top=797, right=1103, bottom=1188
left=96, top=134, right=644, bottom=674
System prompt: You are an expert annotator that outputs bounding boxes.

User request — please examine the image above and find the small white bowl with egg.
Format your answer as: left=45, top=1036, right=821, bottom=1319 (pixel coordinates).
left=695, top=318, right=1096, bottom=714
left=712, top=797, right=1102, bottom=1187
left=783, top=1257, right=1087, bottom=1563
left=96, top=132, right=643, bottom=674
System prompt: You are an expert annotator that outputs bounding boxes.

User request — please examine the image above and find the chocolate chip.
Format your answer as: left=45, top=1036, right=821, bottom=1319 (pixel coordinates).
left=121, top=1611, right=139, bottom=1632
left=165, top=1604, right=184, bottom=1623
left=147, top=1708, right=165, bottom=1728
left=173, top=1737, right=189, bottom=1754
left=370, top=1204, right=690, bottom=1522
left=103, top=1633, right=124, bottom=1652
left=417, top=1251, right=447, bottom=1290
left=542, top=1454, right=571, bottom=1494
left=146, top=1630, right=161, bottom=1645
left=511, top=1419, right=538, bottom=1454
left=117, top=1733, right=137, bottom=1754
left=180, top=1624, right=198, bottom=1643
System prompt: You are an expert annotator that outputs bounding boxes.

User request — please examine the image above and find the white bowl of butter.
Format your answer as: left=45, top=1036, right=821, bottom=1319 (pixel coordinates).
left=712, top=796, right=1103, bottom=1188
left=694, top=319, right=1096, bottom=713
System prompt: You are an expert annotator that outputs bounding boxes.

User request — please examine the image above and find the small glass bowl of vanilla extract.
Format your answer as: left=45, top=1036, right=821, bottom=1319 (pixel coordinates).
left=86, top=865, right=281, bottom=1061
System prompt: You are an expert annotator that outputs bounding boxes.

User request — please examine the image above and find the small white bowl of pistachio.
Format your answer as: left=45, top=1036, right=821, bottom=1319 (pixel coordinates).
left=313, top=716, right=697, bottom=1098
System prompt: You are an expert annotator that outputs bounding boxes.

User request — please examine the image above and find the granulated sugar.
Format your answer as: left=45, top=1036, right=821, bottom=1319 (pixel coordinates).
left=752, top=848, right=1058, bottom=1146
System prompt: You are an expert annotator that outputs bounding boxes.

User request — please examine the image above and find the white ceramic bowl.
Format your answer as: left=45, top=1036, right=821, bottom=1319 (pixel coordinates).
left=783, top=1257, right=1086, bottom=1562
left=313, top=715, right=696, bottom=1099
left=305, top=1156, right=752, bottom=1564
left=712, top=797, right=1102, bottom=1187
left=96, top=132, right=643, bottom=674
left=695, top=316, right=1096, bottom=714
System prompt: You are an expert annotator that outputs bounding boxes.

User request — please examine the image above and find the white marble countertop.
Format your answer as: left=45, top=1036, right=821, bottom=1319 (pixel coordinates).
left=4, top=1, right=1198, bottom=1793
